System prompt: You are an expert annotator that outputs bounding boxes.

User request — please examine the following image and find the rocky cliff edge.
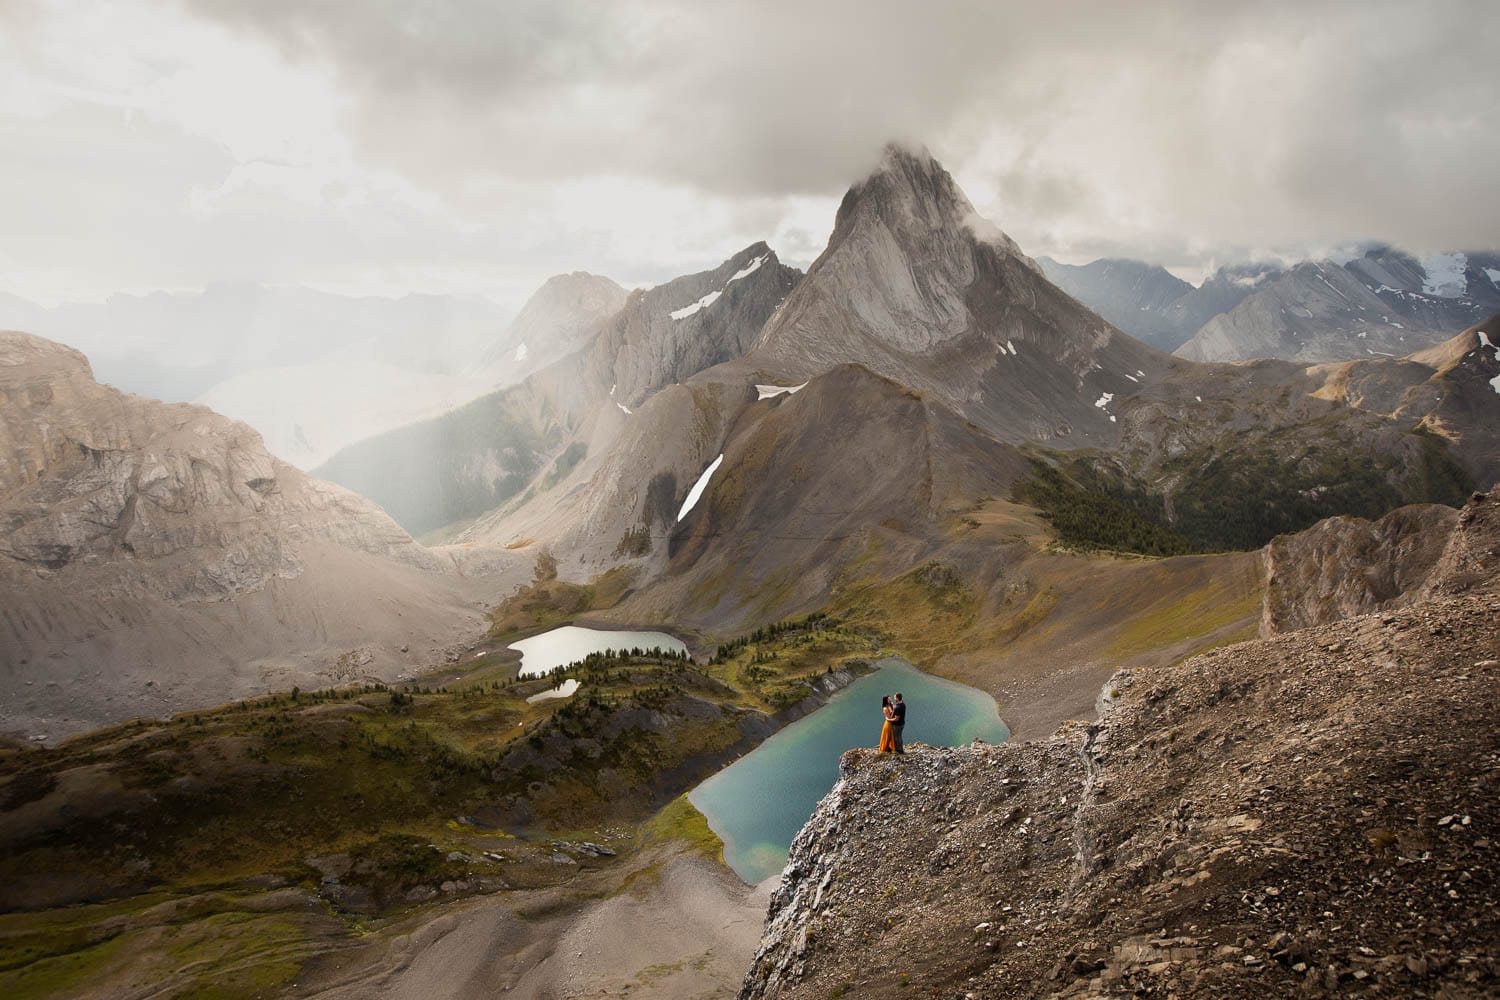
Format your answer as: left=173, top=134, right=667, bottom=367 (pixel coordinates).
left=741, top=492, right=1500, bottom=999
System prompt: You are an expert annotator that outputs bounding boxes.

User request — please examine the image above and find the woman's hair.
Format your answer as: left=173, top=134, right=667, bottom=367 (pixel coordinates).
left=881, top=695, right=891, bottom=708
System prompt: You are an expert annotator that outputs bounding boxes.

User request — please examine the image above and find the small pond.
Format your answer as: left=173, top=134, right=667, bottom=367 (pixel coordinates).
left=689, top=657, right=1009, bottom=884
left=507, top=625, right=688, bottom=678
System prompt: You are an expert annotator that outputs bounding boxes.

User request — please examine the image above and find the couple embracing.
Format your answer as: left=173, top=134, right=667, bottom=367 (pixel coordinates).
left=878, top=692, right=906, bottom=754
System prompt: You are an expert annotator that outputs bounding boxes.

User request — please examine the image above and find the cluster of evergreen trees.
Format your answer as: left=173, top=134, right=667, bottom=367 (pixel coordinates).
left=709, top=612, right=829, bottom=664
left=1015, top=429, right=1473, bottom=557
left=1012, top=460, right=1193, bottom=556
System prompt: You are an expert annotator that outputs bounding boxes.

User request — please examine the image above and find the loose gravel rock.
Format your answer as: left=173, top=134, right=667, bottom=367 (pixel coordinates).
left=740, top=498, right=1500, bottom=999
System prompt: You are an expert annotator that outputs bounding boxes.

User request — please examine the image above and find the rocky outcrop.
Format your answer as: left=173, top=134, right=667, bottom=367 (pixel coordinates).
left=1262, top=486, right=1500, bottom=634
left=0, top=331, right=524, bottom=740
left=1261, top=504, right=1459, bottom=634
left=740, top=499, right=1500, bottom=997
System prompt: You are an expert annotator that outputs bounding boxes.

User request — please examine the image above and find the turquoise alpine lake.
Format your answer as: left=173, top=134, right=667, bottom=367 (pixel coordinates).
left=689, top=657, right=1010, bottom=884
left=508, top=625, right=688, bottom=678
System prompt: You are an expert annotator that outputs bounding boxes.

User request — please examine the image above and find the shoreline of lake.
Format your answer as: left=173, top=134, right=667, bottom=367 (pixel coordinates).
left=507, top=624, right=690, bottom=678
left=690, top=657, right=1011, bottom=884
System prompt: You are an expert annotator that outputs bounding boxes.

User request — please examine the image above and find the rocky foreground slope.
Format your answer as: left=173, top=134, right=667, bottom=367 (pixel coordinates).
left=740, top=490, right=1500, bottom=999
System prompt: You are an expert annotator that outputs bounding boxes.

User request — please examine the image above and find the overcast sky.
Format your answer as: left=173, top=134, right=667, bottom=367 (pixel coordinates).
left=2, top=0, right=1496, bottom=308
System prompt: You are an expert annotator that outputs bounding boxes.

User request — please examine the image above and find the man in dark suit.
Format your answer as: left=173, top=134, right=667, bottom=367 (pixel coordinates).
left=892, top=692, right=906, bottom=754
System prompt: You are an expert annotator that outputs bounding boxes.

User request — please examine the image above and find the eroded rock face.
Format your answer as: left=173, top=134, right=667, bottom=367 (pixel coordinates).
left=0, top=331, right=431, bottom=596
left=1261, top=504, right=1459, bottom=634
left=1262, top=487, right=1500, bottom=634
left=0, top=331, right=522, bottom=740
left=740, top=572, right=1500, bottom=999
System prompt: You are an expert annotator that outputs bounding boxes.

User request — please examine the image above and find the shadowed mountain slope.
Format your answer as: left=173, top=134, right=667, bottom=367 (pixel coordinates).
left=1037, top=256, right=1195, bottom=350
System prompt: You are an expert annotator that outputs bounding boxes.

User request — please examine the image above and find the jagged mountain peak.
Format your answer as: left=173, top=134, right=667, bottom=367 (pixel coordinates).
left=834, top=142, right=1031, bottom=265
left=748, top=145, right=1165, bottom=445
left=643, top=241, right=779, bottom=309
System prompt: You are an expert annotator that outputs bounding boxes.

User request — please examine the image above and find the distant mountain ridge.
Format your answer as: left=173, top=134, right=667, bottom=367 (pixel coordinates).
left=1044, top=244, right=1500, bottom=364
left=1036, top=257, right=1194, bottom=350
left=1177, top=247, right=1500, bottom=363
left=473, top=271, right=628, bottom=379
left=0, top=283, right=513, bottom=402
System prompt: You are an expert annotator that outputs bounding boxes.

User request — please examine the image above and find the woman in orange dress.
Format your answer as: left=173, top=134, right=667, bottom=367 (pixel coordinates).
left=878, top=695, right=897, bottom=752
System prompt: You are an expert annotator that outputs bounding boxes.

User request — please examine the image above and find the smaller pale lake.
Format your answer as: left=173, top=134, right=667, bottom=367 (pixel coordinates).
left=508, top=625, right=688, bottom=678
left=690, top=657, right=1009, bottom=884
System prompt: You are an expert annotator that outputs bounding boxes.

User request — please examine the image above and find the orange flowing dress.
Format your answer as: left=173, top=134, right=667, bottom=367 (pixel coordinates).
left=878, top=711, right=897, bottom=752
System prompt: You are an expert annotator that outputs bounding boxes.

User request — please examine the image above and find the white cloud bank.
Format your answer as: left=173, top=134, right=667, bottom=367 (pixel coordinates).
left=1, top=0, right=1496, bottom=307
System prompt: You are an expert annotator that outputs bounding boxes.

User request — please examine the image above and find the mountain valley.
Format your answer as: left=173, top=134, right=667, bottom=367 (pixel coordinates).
left=2, top=143, right=1498, bottom=1000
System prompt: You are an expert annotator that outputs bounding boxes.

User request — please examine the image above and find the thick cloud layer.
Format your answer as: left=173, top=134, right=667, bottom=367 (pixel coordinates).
left=1, top=0, right=1495, bottom=306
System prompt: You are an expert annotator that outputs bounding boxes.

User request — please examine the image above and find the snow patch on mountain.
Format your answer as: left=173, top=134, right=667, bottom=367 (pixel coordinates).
left=1479, top=331, right=1500, bottom=396
left=756, top=383, right=807, bottom=400
left=730, top=254, right=769, bottom=282
left=671, top=253, right=770, bottom=320
left=1421, top=252, right=1469, bottom=297
left=670, top=290, right=722, bottom=321
left=677, top=453, right=725, bottom=522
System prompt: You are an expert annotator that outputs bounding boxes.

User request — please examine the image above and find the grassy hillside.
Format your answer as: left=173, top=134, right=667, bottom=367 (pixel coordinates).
left=0, top=615, right=873, bottom=999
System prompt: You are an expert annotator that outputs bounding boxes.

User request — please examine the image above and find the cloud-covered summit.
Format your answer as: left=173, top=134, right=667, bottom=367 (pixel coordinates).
left=2, top=0, right=1496, bottom=305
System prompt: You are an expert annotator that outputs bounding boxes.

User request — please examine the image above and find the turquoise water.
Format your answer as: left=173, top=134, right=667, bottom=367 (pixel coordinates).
left=689, top=658, right=1009, bottom=884
left=508, top=625, right=688, bottom=678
